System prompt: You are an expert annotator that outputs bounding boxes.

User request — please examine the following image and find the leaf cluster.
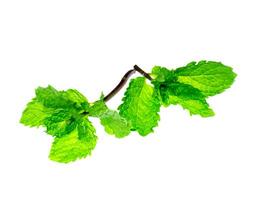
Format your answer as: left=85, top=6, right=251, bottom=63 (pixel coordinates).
left=20, top=60, right=236, bottom=163
left=20, top=86, right=130, bottom=163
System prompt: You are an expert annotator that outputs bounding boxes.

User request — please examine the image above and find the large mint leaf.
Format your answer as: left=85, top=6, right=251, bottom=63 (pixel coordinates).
left=20, top=98, right=54, bottom=127
left=49, top=118, right=97, bottom=163
left=118, top=77, right=160, bottom=136
left=158, top=82, right=214, bottom=117
left=175, top=61, right=237, bottom=96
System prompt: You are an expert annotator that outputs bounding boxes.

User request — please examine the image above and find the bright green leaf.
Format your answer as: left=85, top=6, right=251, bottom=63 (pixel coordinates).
left=87, top=100, right=108, bottom=117
left=63, top=89, right=88, bottom=104
left=77, top=118, right=96, bottom=141
left=118, top=77, right=160, bottom=136
left=49, top=119, right=97, bottom=163
left=151, top=66, right=176, bottom=83
left=175, top=61, right=237, bottom=96
left=20, top=99, right=54, bottom=127
left=35, top=85, right=69, bottom=108
left=44, top=109, right=77, bottom=137
left=21, top=85, right=91, bottom=131
left=88, top=99, right=131, bottom=138
left=158, top=83, right=214, bottom=117
left=100, top=110, right=131, bottom=138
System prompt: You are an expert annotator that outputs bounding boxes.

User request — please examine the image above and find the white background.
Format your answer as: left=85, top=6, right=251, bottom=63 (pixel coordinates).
left=0, top=0, right=267, bottom=199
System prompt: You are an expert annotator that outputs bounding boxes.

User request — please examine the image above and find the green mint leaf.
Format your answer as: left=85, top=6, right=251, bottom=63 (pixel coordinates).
left=77, top=118, right=96, bottom=141
left=151, top=66, right=176, bottom=83
left=63, top=89, right=88, bottom=104
left=175, top=61, right=237, bottom=96
left=44, top=109, right=77, bottom=137
left=35, top=85, right=70, bottom=108
left=49, top=118, right=97, bottom=163
left=157, top=82, right=214, bottom=117
left=118, top=77, right=160, bottom=136
left=100, top=110, right=131, bottom=138
left=35, top=85, right=90, bottom=109
left=20, top=98, right=54, bottom=127
left=88, top=99, right=131, bottom=138
left=87, top=100, right=108, bottom=117
left=21, top=85, right=91, bottom=129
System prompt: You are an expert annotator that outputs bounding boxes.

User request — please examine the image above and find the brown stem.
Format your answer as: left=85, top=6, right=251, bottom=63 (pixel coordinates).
left=133, top=65, right=153, bottom=80
left=103, top=69, right=136, bottom=102
left=103, top=65, right=152, bottom=102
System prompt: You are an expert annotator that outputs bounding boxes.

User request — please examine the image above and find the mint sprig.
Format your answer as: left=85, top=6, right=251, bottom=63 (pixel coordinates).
left=20, top=60, right=237, bottom=163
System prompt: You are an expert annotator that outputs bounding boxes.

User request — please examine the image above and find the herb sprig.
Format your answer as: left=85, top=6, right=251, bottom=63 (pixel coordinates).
left=20, top=61, right=237, bottom=163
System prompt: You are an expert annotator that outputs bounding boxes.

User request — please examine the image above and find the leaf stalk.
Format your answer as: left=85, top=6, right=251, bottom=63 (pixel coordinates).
left=103, top=65, right=152, bottom=102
